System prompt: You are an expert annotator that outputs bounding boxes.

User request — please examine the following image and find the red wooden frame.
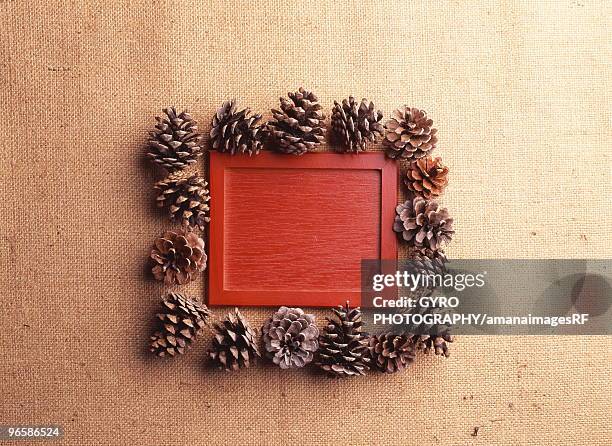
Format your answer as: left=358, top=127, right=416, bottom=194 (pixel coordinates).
left=208, top=151, right=397, bottom=307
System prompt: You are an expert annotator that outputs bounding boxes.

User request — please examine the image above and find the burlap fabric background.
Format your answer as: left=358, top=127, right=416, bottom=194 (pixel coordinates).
left=1, top=1, right=610, bottom=445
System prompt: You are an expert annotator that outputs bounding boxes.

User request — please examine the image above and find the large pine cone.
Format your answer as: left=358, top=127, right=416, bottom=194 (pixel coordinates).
left=262, top=307, right=319, bottom=369
left=150, top=292, right=211, bottom=357
left=155, top=171, right=210, bottom=230
left=210, top=100, right=264, bottom=156
left=405, top=156, right=449, bottom=199
left=267, top=87, right=326, bottom=155
left=316, top=302, right=370, bottom=377
left=150, top=230, right=207, bottom=285
left=384, top=107, right=438, bottom=160
left=367, top=333, right=416, bottom=373
left=146, top=107, right=203, bottom=171
left=393, top=198, right=454, bottom=251
left=331, top=97, right=383, bottom=153
left=208, top=308, right=261, bottom=371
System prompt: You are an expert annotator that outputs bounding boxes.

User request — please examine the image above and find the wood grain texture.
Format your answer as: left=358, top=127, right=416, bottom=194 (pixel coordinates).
left=225, top=168, right=380, bottom=289
left=209, top=151, right=397, bottom=307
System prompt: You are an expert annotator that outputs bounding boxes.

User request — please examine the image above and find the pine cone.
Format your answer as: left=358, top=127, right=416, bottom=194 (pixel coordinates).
left=412, top=333, right=454, bottom=357
left=384, top=107, right=438, bottom=160
left=412, top=248, right=448, bottom=276
left=150, top=230, right=207, bottom=285
left=155, top=171, right=210, bottom=230
left=403, top=302, right=454, bottom=358
left=210, top=100, right=264, bottom=156
left=267, top=87, right=326, bottom=155
left=150, top=292, right=211, bottom=357
left=367, top=333, right=416, bottom=373
left=208, top=308, right=261, bottom=371
left=402, top=249, right=449, bottom=301
left=393, top=198, right=454, bottom=251
left=405, top=156, right=449, bottom=199
left=147, top=107, right=203, bottom=171
left=316, top=302, right=370, bottom=377
left=262, top=307, right=319, bottom=369
left=331, top=97, right=383, bottom=152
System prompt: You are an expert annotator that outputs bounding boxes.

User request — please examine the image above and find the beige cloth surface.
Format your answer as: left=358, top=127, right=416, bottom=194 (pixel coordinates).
left=1, top=1, right=611, bottom=445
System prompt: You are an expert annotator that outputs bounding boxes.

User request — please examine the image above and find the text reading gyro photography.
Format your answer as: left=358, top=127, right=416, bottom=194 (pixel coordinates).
left=361, top=259, right=610, bottom=335
left=142, top=87, right=455, bottom=376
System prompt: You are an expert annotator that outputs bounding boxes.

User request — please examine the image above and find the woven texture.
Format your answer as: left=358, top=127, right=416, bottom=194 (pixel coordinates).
left=0, top=1, right=611, bottom=445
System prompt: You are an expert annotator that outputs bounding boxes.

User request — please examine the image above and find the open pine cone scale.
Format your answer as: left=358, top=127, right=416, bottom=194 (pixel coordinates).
left=150, top=292, right=211, bottom=357
left=405, top=156, right=449, bottom=199
left=384, top=107, right=438, bottom=160
left=150, top=230, right=207, bottom=285
left=368, top=333, right=416, bottom=373
left=210, top=100, right=263, bottom=156
left=262, top=307, right=319, bottom=369
left=155, top=171, right=210, bottom=230
left=147, top=107, right=203, bottom=171
left=267, top=88, right=326, bottom=155
left=331, top=97, right=384, bottom=152
left=208, top=308, right=261, bottom=371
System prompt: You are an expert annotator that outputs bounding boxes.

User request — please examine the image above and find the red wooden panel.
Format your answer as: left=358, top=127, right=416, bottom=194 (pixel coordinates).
left=208, top=151, right=397, bottom=307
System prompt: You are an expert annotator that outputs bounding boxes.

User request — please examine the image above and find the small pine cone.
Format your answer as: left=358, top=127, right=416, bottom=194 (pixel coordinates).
left=393, top=198, right=454, bottom=251
left=402, top=249, right=449, bottom=300
left=331, top=97, right=383, bottom=153
left=404, top=303, right=454, bottom=358
left=410, top=248, right=448, bottom=277
left=267, top=87, right=326, bottom=155
left=405, top=156, right=449, bottom=199
left=210, top=100, right=264, bottom=156
left=367, top=333, right=416, bottom=373
left=155, top=172, right=210, bottom=230
left=150, top=230, right=207, bottom=285
left=384, top=107, right=438, bottom=160
left=412, top=333, right=454, bottom=357
left=262, top=307, right=319, bottom=369
left=150, top=292, right=211, bottom=357
left=146, top=107, right=203, bottom=171
left=208, top=308, right=261, bottom=371
left=316, top=301, right=370, bottom=377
